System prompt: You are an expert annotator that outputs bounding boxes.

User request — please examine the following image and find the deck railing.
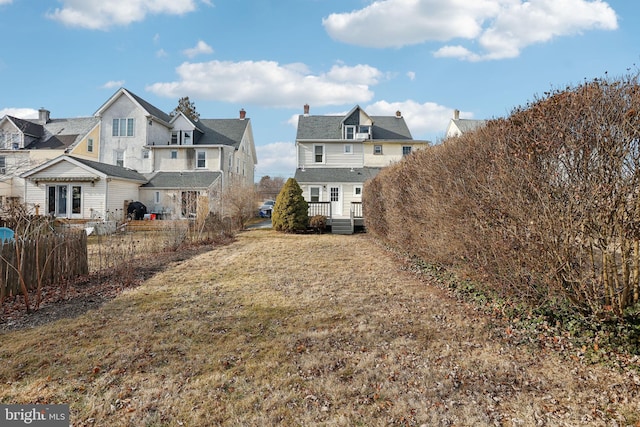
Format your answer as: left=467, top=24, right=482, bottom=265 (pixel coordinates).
left=308, top=201, right=331, bottom=218
left=351, top=202, right=363, bottom=218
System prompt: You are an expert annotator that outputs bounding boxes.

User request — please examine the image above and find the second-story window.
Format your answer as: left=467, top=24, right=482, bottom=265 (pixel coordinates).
left=344, top=144, right=353, bottom=154
left=374, top=145, right=383, bottom=155
left=87, top=138, right=94, bottom=153
left=170, top=150, right=178, bottom=159
left=344, top=125, right=356, bottom=140
left=171, top=132, right=178, bottom=145
left=114, top=150, right=124, bottom=167
left=0, top=156, right=6, bottom=174
left=197, top=151, right=206, bottom=168
left=112, top=118, right=134, bottom=137
left=314, top=145, right=324, bottom=163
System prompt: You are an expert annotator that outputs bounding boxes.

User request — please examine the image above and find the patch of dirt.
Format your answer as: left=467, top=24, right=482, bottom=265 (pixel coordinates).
left=0, top=244, right=217, bottom=333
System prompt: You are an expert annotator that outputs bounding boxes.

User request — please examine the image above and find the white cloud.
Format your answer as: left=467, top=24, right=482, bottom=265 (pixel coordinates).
left=146, top=60, right=379, bottom=108
left=102, top=80, right=125, bottom=89
left=324, top=0, right=618, bottom=61
left=46, top=0, right=199, bottom=30
left=365, top=100, right=463, bottom=141
left=407, top=71, right=416, bottom=81
left=183, top=40, right=214, bottom=58
left=156, top=49, right=168, bottom=58
left=0, top=108, right=38, bottom=119
left=255, top=141, right=297, bottom=179
left=0, top=0, right=13, bottom=5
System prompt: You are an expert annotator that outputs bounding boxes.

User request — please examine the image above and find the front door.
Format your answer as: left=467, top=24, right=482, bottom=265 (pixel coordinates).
left=330, top=186, right=342, bottom=217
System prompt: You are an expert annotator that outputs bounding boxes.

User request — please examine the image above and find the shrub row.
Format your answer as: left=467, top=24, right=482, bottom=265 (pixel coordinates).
left=365, top=73, right=640, bottom=319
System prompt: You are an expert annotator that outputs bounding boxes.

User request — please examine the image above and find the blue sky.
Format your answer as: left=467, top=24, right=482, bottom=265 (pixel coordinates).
left=0, top=0, right=637, bottom=179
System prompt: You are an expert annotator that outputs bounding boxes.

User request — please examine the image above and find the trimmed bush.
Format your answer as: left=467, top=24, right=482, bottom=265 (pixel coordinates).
left=309, top=215, right=327, bottom=233
left=272, top=178, right=309, bottom=233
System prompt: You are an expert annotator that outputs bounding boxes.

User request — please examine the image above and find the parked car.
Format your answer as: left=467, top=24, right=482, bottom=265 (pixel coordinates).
left=259, top=200, right=275, bottom=218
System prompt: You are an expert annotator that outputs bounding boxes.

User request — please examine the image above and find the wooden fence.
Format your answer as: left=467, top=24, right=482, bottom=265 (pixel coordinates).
left=0, top=231, right=88, bottom=300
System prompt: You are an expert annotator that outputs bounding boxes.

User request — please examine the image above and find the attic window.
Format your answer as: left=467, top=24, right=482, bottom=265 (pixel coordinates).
left=344, top=125, right=356, bottom=140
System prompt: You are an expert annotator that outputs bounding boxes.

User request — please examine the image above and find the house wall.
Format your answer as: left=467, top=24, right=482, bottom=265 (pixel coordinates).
left=297, top=141, right=365, bottom=168
left=23, top=178, right=108, bottom=220
left=363, top=142, right=420, bottom=167
left=105, top=179, right=141, bottom=220
left=153, top=147, right=222, bottom=172
left=98, top=94, right=158, bottom=173
left=69, top=123, right=101, bottom=160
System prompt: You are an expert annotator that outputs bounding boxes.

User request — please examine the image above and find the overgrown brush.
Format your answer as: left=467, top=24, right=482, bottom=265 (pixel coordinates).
left=365, top=72, right=640, bottom=323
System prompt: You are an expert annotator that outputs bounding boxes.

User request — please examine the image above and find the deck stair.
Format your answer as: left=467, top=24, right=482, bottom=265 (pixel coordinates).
left=331, top=218, right=353, bottom=235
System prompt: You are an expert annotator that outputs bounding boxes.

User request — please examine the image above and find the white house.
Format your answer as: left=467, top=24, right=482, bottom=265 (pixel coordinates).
left=294, top=104, right=429, bottom=233
left=445, top=109, right=487, bottom=138
left=7, top=88, right=257, bottom=221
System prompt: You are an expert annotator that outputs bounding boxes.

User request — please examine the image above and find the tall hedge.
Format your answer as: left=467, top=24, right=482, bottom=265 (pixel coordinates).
left=365, top=73, right=640, bottom=317
left=272, top=178, right=308, bottom=233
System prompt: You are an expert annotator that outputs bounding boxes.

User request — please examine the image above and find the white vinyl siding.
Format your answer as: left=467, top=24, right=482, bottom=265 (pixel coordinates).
left=298, top=142, right=363, bottom=168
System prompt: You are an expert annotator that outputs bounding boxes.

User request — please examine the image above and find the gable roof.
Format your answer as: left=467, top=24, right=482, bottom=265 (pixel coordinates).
left=194, top=119, right=250, bottom=148
left=296, top=106, right=413, bottom=141
left=1, top=115, right=99, bottom=151
left=2, top=116, right=44, bottom=138
left=94, top=88, right=172, bottom=125
left=294, top=167, right=382, bottom=183
left=141, top=171, right=221, bottom=189
left=447, top=118, right=487, bottom=137
left=21, top=155, right=148, bottom=183
left=29, top=117, right=100, bottom=150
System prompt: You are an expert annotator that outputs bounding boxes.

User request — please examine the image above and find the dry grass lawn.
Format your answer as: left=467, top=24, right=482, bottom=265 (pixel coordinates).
left=0, top=230, right=639, bottom=426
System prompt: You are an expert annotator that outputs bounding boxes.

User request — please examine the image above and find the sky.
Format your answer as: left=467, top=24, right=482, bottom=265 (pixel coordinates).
left=0, top=0, right=638, bottom=180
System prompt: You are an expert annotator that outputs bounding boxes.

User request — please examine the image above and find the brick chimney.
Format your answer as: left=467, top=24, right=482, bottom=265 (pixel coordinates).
left=38, top=108, right=50, bottom=124
left=304, top=104, right=310, bottom=115
left=395, top=110, right=402, bottom=118
left=454, top=109, right=460, bottom=120
left=239, top=108, right=246, bottom=119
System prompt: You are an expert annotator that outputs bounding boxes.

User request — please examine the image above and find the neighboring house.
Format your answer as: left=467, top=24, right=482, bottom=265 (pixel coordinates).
left=21, top=155, right=147, bottom=220
left=294, top=104, right=429, bottom=233
left=6, top=87, right=257, bottom=221
left=445, top=109, right=487, bottom=138
left=0, top=109, right=100, bottom=204
left=94, top=88, right=172, bottom=174
left=139, top=107, right=256, bottom=218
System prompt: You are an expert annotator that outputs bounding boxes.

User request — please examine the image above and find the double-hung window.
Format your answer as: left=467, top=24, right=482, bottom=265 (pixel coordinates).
left=344, top=125, right=356, bottom=140
left=402, top=146, right=412, bottom=156
left=197, top=150, right=206, bottom=168
left=112, top=118, right=134, bottom=137
left=314, top=145, right=324, bottom=163
left=87, top=138, right=94, bottom=153
left=0, top=156, right=6, bottom=174
left=114, top=150, right=124, bottom=167
left=310, top=187, right=320, bottom=202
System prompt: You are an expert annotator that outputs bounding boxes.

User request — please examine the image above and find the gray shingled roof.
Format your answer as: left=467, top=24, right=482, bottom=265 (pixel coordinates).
left=124, top=89, right=173, bottom=123
left=194, top=119, right=249, bottom=148
left=5, top=116, right=44, bottom=138
left=451, top=119, right=487, bottom=134
left=296, top=113, right=413, bottom=141
left=69, top=156, right=148, bottom=182
left=29, top=117, right=99, bottom=150
left=141, top=171, right=221, bottom=189
left=294, top=167, right=382, bottom=183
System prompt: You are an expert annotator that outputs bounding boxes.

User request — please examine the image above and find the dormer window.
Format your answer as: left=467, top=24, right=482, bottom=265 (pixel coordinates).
left=344, top=125, right=356, bottom=140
